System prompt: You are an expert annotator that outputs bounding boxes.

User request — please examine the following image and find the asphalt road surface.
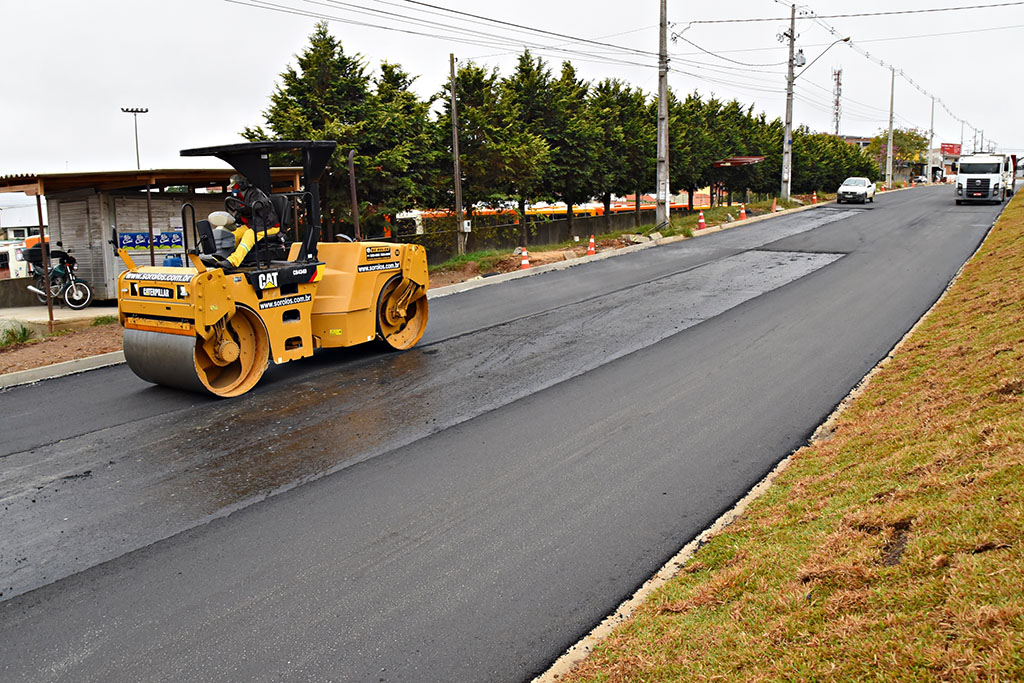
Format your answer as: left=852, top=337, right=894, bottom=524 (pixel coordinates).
left=0, top=186, right=1002, bottom=681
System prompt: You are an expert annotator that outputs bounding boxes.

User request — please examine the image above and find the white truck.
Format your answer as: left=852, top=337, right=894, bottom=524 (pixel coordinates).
left=955, top=153, right=1017, bottom=205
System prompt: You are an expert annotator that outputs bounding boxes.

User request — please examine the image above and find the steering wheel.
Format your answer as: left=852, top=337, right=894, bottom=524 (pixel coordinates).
left=224, top=195, right=245, bottom=215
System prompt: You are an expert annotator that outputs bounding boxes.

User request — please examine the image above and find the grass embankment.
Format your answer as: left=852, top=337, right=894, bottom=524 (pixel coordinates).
left=562, top=195, right=1024, bottom=680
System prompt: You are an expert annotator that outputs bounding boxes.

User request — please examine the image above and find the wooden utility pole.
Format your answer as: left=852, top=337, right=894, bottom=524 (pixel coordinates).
left=655, top=0, right=670, bottom=227
left=450, top=53, right=466, bottom=256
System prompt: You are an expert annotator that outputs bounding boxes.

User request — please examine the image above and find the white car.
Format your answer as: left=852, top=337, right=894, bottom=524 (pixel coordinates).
left=837, top=177, right=875, bottom=204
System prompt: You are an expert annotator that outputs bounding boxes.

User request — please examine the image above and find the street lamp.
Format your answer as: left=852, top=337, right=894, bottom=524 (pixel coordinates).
left=780, top=19, right=850, bottom=202
left=121, top=107, right=148, bottom=169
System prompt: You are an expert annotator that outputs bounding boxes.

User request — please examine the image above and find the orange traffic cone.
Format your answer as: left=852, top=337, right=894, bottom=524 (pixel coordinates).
left=739, top=203, right=747, bottom=220
left=586, top=235, right=596, bottom=256
left=771, top=197, right=777, bottom=212
left=697, top=210, right=707, bottom=230
left=520, top=248, right=531, bottom=270
left=812, top=190, right=818, bottom=204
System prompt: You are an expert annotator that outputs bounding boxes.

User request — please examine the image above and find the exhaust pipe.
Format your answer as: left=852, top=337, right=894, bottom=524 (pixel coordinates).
left=27, top=285, right=46, bottom=296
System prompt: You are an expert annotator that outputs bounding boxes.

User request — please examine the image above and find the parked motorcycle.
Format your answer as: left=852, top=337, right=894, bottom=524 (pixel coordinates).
left=24, top=242, right=93, bottom=310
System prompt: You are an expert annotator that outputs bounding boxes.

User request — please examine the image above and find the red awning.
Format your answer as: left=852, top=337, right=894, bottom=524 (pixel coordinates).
left=712, top=156, right=766, bottom=168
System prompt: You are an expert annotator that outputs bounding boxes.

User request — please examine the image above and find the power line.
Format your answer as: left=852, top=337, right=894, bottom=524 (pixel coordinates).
left=398, top=0, right=658, bottom=58
left=685, top=2, right=1024, bottom=24
left=224, top=0, right=656, bottom=70
left=670, top=32, right=787, bottom=67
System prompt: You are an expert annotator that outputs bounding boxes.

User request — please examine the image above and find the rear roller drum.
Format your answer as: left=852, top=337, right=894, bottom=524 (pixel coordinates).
left=124, top=307, right=270, bottom=397
left=376, top=276, right=429, bottom=350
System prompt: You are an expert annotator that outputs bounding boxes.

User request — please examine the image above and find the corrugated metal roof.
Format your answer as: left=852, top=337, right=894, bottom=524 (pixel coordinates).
left=0, top=168, right=302, bottom=196
left=712, top=156, right=766, bottom=168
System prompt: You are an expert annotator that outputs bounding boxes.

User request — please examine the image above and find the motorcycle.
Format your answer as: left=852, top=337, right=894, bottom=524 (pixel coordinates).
left=24, top=241, right=93, bottom=310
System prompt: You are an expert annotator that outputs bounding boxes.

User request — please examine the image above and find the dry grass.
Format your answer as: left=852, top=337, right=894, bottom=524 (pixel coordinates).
left=561, top=195, right=1024, bottom=681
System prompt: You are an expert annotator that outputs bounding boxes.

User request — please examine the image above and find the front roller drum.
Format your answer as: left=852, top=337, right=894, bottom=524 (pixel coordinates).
left=124, top=308, right=270, bottom=397
left=376, top=276, right=429, bottom=350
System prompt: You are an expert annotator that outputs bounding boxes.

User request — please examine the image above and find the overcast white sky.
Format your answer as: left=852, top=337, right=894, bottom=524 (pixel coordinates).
left=2, top=0, right=1022, bottom=207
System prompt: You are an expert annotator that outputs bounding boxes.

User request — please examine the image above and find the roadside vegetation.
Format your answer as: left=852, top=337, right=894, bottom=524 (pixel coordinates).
left=429, top=196, right=821, bottom=277
left=1, top=324, right=33, bottom=348
left=561, top=194, right=1024, bottom=680
left=245, top=21, right=877, bottom=249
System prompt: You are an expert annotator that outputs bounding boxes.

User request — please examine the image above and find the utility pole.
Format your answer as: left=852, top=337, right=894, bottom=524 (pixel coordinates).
left=886, top=67, right=895, bottom=189
left=449, top=53, right=466, bottom=256
left=781, top=3, right=796, bottom=202
left=832, top=67, right=842, bottom=136
left=980, top=130, right=985, bottom=151
left=655, top=0, right=670, bottom=227
left=928, top=96, right=934, bottom=181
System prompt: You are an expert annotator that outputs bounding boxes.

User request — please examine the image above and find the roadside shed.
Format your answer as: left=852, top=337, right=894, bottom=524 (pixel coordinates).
left=0, top=168, right=300, bottom=300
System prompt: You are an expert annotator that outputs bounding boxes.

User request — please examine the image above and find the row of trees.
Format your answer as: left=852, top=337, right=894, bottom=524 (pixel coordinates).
left=245, top=22, right=879, bottom=241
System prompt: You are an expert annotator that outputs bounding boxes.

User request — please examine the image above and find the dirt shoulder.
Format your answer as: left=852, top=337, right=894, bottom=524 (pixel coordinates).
left=557, top=196, right=1024, bottom=679
left=0, top=322, right=124, bottom=375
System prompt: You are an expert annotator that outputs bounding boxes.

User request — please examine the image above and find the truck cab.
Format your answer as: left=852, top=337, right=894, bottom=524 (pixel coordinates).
left=955, top=153, right=1016, bottom=204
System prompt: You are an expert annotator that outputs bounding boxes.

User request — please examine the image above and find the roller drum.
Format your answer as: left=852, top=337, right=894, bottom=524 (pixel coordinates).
left=124, top=329, right=208, bottom=393
left=123, top=307, right=269, bottom=397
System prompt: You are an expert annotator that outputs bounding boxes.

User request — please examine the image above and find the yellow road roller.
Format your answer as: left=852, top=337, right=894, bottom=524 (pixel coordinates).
left=116, top=140, right=428, bottom=397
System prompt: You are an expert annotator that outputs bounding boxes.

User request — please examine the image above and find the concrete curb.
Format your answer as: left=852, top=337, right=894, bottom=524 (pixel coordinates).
left=0, top=351, right=126, bottom=390
left=428, top=199, right=834, bottom=299
left=0, top=200, right=835, bottom=390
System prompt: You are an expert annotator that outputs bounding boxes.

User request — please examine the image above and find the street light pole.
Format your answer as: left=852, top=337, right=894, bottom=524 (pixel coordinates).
left=121, top=107, right=148, bottom=170
left=781, top=19, right=848, bottom=202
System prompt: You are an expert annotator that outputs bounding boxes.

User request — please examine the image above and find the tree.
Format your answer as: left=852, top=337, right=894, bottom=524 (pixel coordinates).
left=670, top=92, right=720, bottom=209
left=547, top=62, right=600, bottom=236
left=866, top=127, right=929, bottom=180
left=243, top=22, right=370, bottom=238
left=360, top=62, right=442, bottom=230
left=499, top=50, right=556, bottom=243
left=243, top=22, right=440, bottom=238
left=587, top=80, right=653, bottom=227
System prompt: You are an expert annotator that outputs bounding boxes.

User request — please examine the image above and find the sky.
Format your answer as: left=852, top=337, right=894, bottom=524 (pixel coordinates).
left=2, top=0, right=1023, bottom=208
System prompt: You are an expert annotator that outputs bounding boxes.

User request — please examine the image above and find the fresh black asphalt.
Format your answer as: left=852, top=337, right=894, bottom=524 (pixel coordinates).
left=0, top=186, right=1002, bottom=681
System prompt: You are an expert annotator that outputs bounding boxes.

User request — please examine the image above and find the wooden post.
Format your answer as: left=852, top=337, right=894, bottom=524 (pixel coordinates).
left=36, top=193, right=53, bottom=334
left=146, top=180, right=155, bottom=266
left=348, top=149, right=361, bottom=241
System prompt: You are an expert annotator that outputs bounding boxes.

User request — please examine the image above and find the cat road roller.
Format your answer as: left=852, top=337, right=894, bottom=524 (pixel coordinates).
left=116, top=140, right=428, bottom=397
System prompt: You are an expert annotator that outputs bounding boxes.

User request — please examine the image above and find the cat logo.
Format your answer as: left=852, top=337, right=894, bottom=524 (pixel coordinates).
left=257, top=271, right=279, bottom=289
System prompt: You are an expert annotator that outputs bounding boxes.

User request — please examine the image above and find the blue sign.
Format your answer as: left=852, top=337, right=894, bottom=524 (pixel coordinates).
left=118, top=230, right=183, bottom=249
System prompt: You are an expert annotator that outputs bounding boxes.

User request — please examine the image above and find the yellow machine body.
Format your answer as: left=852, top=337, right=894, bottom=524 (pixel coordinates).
left=117, top=241, right=429, bottom=397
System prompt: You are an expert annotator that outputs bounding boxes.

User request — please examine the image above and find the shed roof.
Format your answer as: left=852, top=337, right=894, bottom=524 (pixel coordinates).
left=0, top=168, right=303, bottom=196
left=712, top=156, right=766, bottom=168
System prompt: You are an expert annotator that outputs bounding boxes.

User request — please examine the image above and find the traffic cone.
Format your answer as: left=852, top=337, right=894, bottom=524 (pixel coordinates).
left=586, top=235, right=596, bottom=256
left=697, top=210, right=707, bottom=230
left=739, top=203, right=747, bottom=220
left=771, top=197, right=777, bottom=212
left=520, top=248, right=530, bottom=270
left=812, top=190, right=818, bottom=204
